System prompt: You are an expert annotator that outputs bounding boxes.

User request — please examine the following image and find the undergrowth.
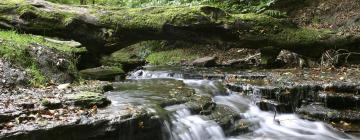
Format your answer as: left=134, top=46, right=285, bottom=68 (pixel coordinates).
left=145, top=48, right=198, bottom=65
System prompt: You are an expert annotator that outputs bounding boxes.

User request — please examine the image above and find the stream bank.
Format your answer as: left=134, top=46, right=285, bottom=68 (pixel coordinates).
left=1, top=65, right=359, bottom=140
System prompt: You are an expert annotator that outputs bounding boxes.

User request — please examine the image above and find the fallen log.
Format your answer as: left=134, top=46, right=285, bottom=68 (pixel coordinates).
left=0, top=0, right=359, bottom=60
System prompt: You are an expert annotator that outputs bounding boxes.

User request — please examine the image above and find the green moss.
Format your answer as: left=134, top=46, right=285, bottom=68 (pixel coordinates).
left=101, top=43, right=147, bottom=66
left=145, top=48, right=198, bottom=65
left=12, top=3, right=76, bottom=30
left=232, top=13, right=284, bottom=26
left=79, top=66, right=125, bottom=80
left=0, top=1, right=76, bottom=30
left=97, top=6, right=226, bottom=30
left=0, top=30, right=84, bottom=52
left=0, top=29, right=81, bottom=86
left=70, top=91, right=111, bottom=108
left=0, top=0, right=25, bottom=4
left=46, top=0, right=79, bottom=5
left=272, top=28, right=332, bottom=46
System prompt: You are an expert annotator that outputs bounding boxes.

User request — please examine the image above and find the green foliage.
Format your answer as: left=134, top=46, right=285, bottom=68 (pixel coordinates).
left=252, top=0, right=277, bottom=13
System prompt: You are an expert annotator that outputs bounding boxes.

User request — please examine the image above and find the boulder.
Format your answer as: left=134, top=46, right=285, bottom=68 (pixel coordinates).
left=101, top=46, right=146, bottom=72
left=79, top=66, right=125, bottom=81
left=296, top=104, right=360, bottom=122
left=67, top=91, right=111, bottom=108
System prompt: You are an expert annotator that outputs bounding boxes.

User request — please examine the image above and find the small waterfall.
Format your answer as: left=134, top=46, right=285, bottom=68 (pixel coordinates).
left=127, top=70, right=183, bottom=79
left=126, top=69, right=358, bottom=140
left=165, top=105, right=226, bottom=140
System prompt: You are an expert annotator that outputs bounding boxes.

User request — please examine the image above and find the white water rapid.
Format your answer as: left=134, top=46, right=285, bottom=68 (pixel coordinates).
left=127, top=69, right=358, bottom=140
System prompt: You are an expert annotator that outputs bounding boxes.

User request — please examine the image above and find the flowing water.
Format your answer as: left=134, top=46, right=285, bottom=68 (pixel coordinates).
left=110, top=67, right=358, bottom=140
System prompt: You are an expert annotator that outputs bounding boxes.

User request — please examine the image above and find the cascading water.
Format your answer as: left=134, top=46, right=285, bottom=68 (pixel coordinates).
left=165, top=105, right=226, bottom=140
left=126, top=69, right=358, bottom=140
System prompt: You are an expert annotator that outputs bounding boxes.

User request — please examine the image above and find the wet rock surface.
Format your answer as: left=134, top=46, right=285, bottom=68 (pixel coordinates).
left=0, top=106, right=163, bottom=140
left=296, top=103, right=360, bottom=134
left=1, top=64, right=360, bottom=139
left=205, top=105, right=242, bottom=134
left=296, top=104, right=360, bottom=122
left=108, top=79, right=214, bottom=113
left=0, top=79, right=166, bottom=140
left=224, top=67, right=360, bottom=133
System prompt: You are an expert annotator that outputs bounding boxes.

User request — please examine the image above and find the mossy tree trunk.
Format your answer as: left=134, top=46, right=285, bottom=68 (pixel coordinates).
left=0, top=0, right=359, bottom=59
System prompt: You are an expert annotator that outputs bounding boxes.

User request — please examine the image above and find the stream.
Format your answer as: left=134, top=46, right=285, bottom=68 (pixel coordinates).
left=105, top=67, right=359, bottom=140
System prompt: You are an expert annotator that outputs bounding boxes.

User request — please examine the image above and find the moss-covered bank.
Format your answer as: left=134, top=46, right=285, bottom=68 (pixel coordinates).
left=0, top=29, right=84, bottom=86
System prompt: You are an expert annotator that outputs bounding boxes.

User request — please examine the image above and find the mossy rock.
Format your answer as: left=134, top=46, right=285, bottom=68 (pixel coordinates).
left=101, top=51, right=144, bottom=67
left=70, top=91, right=111, bottom=108
left=206, top=105, right=241, bottom=128
left=101, top=44, right=146, bottom=71
left=79, top=66, right=125, bottom=81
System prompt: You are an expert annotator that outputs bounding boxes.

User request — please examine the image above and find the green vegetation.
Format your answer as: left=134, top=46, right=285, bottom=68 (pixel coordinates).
left=101, top=40, right=202, bottom=66
left=97, top=6, right=226, bottom=30
left=16, top=4, right=76, bottom=29
left=1, top=0, right=25, bottom=4
left=0, top=30, right=82, bottom=86
left=272, top=28, right=333, bottom=46
left=233, top=13, right=284, bottom=26
left=146, top=48, right=199, bottom=65
left=46, top=0, right=279, bottom=13
left=46, top=0, right=78, bottom=4
left=101, top=41, right=202, bottom=66
left=101, top=42, right=152, bottom=67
